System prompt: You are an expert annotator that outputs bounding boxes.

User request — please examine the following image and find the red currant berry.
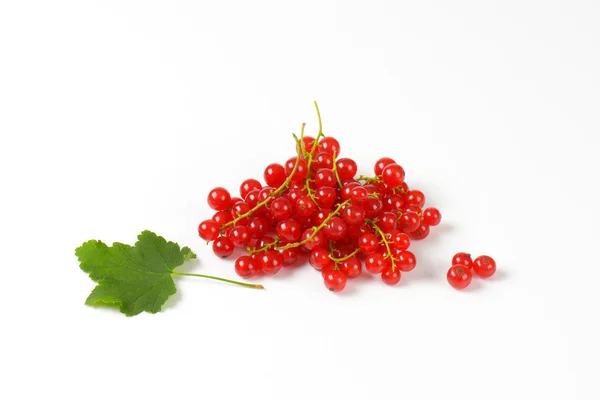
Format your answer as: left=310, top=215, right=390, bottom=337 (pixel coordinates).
left=230, top=201, right=251, bottom=225
left=244, top=188, right=261, bottom=208
left=300, top=136, right=317, bottom=152
left=234, top=255, right=257, bottom=278
left=392, top=231, right=411, bottom=251
left=270, top=197, right=293, bottom=221
left=323, top=269, right=346, bottom=292
left=239, top=179, right=262, bottom=199
left=278, top=246, right=300, bottom=266
left=399, top=211, right=420, bottom=233
left=313, top=208, right=332, bottom=225
left=314, top=168, right=337, bottom=188
left=396, top=250, right=416, bottom=272
left=383, top=194, right=405, bottom=213
left=349, top=186, right=368, bottom=203
left=259, top=250, right=284, bottom=275
left=207, top=187, right=232, bottom=211
left=473, top=255, right=496, bottom=278
left=248, top=216, right=269, bottom=238
left=377, top=212, right=398, bottom=232
left=381, top=264, right=401, bottom=285
left=212, top=211, right=232, bottom=226
left=324, top=216, right=348, bottom=240
left=264, top=163, right=286, bottom=188
left=374, top=157, right=396, bottom=176
left=447, top=265, right=472, bottom=290
left=228, top=226, right=251, bottom=246
left=403, top=204, right=422, bottom=215
left=405, top=190, right=425, bottom=208
left=315, top=186, right=337, bottom=208
left=381, top=163, right=406, bottom=188
left=257, top=187, right=275, bottom=208
left=452, top=252, right=473, bottom=270
left=301, top=227, right=327, bottom=251
left=276, top=218, right=301, bottom=242
left=309, top=247, right=333, bottom=271
left=320, top=137, right=341, bottom=156
left=212, top=237, right=234, bottom=258
left=363, top=197, right=383, bottom=219
left=358, top=232, right=379, bottom=254
left=336, top=158, right=358, bottom=180
left=341, top=257, right=362, bottom=279
left=365, top=253, right=386, bottom=274
left=285, top=157, right=308, bottom=183
left=341, top=204, right=366, bottom=225
left=314, top=152, right=334, bottom=171
left=295, top=196, right=317, bottom=217
left=341, top=181, right=360, bottom=200
left=256, top=235, right=276, bottom=249
left=408, top=222, right=430, bottom=240
left=198, top=220, right=220, bottom=241
left=423, top=207, right=441, bottom=226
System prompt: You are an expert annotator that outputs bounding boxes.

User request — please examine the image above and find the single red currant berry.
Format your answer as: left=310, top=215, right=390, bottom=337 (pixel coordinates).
left=374, top=157, right=396, bottom=176
left=320, top=136, right=341, bottom=156
left=278, top=246, right=300, bottom=266
left=399, top=211, right=420, bottom=233
left=314, top=152, right=334, bottom=171
left=257, top=187, right=275, bottom=207
left=341, top=204, right=366, bottom=225
left=212, top=210, right=232, bottom=226
left=363, top=197, right=383, bottom=219
left=301, top=227, right=327, bottom=251
left=207, top=187, right=232, bottom=211
left=285, top=157, right=308, bottom=183
left=212, top=237, right=234, bottom=258
left=383, top=194, right=405, bottom=213
left=396, top=250, right=417, bottom=272
left=341, top=257, right=362, bottom=279
left=234, top=255, right=257, bottom=278
left=313, top=208, right=332, bottom=225
left=315, top=186, right=337, bottom=208
left=473, top=255, right=496, bottom=278
left=447, top=265, right=472, bottom=290
left=321, top=264, right=334, bottom=278
left=256, top=235, right=276, bottom=249
left=248, top=216, right=269, bottom=238
left=324, top=216, right=348, bottom=240
left=260, top=250, right=284, bottom=275
left=405, top=190, right=425, bottom=208
left=276, top=218, right=302, bottom=242
left=403, top=204, right=422, bottom=215
left=198, top=220, right=220, bottom=241
left=341, top=181, right=360, bottom=200
left=244, top=188, right=261, bottom=208
left=295, top=196, right=317, bottom=217
left=270, top=197, right=294, bottom=221
left=452, top=252, right=473, bottom=270
left=264, top=163, right=286, bottom=188
left=408, top=222, right=430, bottom=240
left=365, top=253, right=386, bottom=274
left=377, top=212, right=398, bottom=232
left=364, top=183, right=385, bottom=198
left=228, top=226, right=251, bottom=246
left=309, top=247, right=333, bottom=271
left=392, top=231, right=411, bottom=251
left=422, top=207, right=441, bottom=226
left=324, top=269, right=347, bottom=292
left=336, top=158, right=358, bottom=180
left=230, top=201, right=251, bottom=225
left=381, top=163, right=406, bottom=188
left=314, top=168, right=337, bottom=188
left=239, top=178, right=262, bottom=199
left=349, top=186, right=368, bottom=203
left=358, top=232, right=379, bottom=254
left=381, top=264, right=401, bottom=285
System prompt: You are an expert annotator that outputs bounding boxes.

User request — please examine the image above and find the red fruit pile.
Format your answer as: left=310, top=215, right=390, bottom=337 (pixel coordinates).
left=447, top=252, right=497, bottom=290
left=198, top=116, right=441, bottom=292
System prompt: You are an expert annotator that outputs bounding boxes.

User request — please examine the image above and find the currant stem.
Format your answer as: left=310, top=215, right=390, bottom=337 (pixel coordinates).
left=368, top=220, right=396, bottom=272
left=172, top=272, right=264, bottom=289
left=329, top=248, right=361, bottom=263
left=357, top=175, right=383, bottom=184
left=331, top=151, right=343, bottom=188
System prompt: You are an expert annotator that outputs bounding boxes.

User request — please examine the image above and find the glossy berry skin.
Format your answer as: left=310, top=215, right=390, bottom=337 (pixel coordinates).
left=212, top=211, right=232, bottom=226
left=405, top=190, right=425, bottom=208
left=228, top=226, right=251, bottom=246
left=383, top=194, right=405, bottom=213
left=198, top=220, right=220, bottom=241
left=259, top=251, right=284, bottom=275
left=301, top=228, right=327, bottom=251
left=315, top=187, right=337, bottom=208
left=248, top=216, right=269, bottom=238
left=313, top=209, right=332, bottom=225
left=396, top=250, right=417, bottom=272
left=264, top=163, right=286, bottom=188
left=392, top=231, right=411, bottom=250
left=399, top=212, right=420, bottom=233
left=244, top=189, right=261, bottom=208
left=341, top=257, right=362, bottom=279
left=365, top=253, right=386, bottom=274
left=323, top=269, right=346, bottom=292
left=314, top=152, right=334, bottom=171
left=358, top=233, right=379, bottom=254
left=212, top=237, right=234, bottom=258
left=234, top=255, right=257, bottom=278
left=374, top=157, right=396, bottom=176
left=377, top=212, right=397, bottom=232
left=320, top=137, right=341, bottom=156
left=278, top=247, right=300, bottom=266
left=381, top=264, right=401, bottom=285
left=207, top=187, right=232, bottom=211
left=239, top=179, right=262, bottom=199
left=295, top=196, right=316, bottom=217
left=285, top=157, right=308, bottom=183
left=423, top=207, right=441, bottom=226
left=314, top=168, right=337, bottom=188
left=341, top=204, right=366, bottom=225
left=349, top=186, right=368, bottom=203
left=324, top=217, right=348, bottom=240
left=408, top=222, right=430, bottom=240
left=269, top=197, right=293, bottom=221
left=473, top=255, right=496, bottom=278
left=381, top=163, right=405, bottom=188
left=230, top=201, right=251, bottom=225
left=363, top=197, right=383, bottom=219
left=336, top=158, right=358, bottom=180
left=452, top=252, right=473, bottom=270
left=276, top=219, right=302, bottom=242
left=309, top=247, right=333, bottom=270
left=257, top=187, right=275, bottom=208
left=447, top=265, right=472, bottom=290
left=341, top=181, right=360, bottom=200
left=403, top=204, right=422, bottom=215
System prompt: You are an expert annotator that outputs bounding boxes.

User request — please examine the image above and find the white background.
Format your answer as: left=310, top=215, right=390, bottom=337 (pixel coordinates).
left=1, top=1, right=599, bottom=399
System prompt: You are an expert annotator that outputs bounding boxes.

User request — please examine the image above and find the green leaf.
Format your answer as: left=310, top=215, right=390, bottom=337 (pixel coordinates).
left=76, top=230, right=196, bottom=316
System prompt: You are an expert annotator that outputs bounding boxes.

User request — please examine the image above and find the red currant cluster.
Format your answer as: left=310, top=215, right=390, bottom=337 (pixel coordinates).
left=447, top=253, right=497, bottom=290
left=197, top=111, right=442, bottom=292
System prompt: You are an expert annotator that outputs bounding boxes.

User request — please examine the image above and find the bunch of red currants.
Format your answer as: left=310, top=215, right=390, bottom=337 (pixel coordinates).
left=197, top=117, right=442, bottom=292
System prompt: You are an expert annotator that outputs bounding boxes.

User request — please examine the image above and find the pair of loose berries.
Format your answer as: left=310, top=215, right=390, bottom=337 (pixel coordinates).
left=447, top=252, right=496, bottom=290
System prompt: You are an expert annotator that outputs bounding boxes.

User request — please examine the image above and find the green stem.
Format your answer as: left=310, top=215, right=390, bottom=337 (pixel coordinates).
left=329, top=248, right=360, bottom=263
left=369, top=220, right=396, bottom=272
left=172, top=272, right=264, bottom=289
left=331, top=151, right=343, bottom=188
